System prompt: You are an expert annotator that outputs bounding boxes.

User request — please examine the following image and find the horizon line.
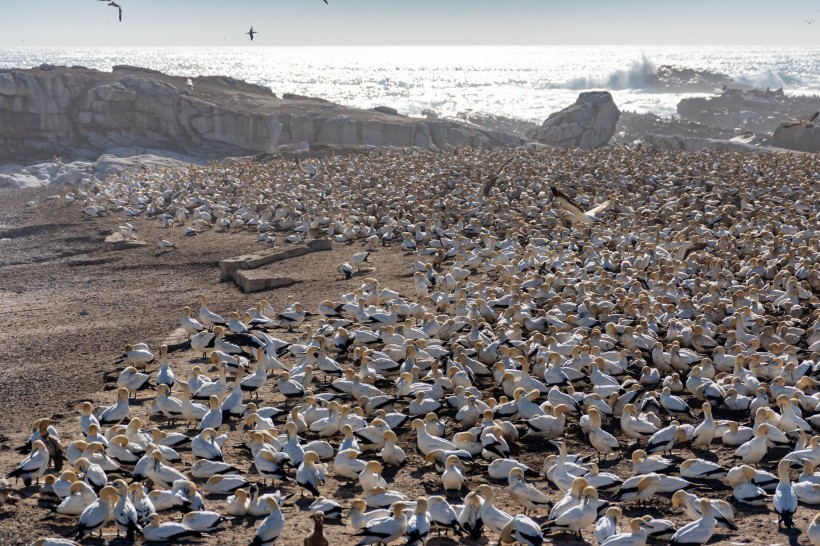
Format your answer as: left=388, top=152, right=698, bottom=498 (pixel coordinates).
left=2, top=43, right=819, bottom=48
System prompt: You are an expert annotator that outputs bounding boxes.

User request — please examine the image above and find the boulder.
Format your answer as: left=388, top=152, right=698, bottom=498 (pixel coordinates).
left=772, top=120, right=820, bottom=152
left=529, top=91, right=620, bottom=149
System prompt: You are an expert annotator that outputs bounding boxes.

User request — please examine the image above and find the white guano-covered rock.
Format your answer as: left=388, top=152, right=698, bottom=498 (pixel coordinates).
left=529, top=91, right=620, bottom=149
left=772, top=120, right=820, bottom=153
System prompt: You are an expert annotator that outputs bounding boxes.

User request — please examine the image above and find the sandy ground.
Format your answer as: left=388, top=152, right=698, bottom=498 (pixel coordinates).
left=0, top=183, right=815, bottom=546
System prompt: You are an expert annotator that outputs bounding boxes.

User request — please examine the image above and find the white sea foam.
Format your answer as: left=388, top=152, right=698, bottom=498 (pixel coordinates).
left=0, top=45, right=818, bottom=124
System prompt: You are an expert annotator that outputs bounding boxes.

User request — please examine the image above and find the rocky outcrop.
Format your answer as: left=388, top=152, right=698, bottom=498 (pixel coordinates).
left=677, top=88, right=820, bottom=135
left=772, top=119, right=820, bottom=152
left=643, top=133, right=771, bottom=153
left=527, top=91, right=620, bottom=149
left=0, top=65, right=520, bottom=163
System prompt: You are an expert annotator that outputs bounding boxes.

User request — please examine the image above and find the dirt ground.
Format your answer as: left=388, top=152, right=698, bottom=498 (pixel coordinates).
left=0, top=184, right=814, bottom=545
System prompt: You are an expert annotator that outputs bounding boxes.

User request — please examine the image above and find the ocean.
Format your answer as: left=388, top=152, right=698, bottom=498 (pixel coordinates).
left=1, top=45, right=819, bottom=125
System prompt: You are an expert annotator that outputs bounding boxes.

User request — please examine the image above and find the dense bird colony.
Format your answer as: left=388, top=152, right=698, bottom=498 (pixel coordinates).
left=6, top=146, right=820, bottom=546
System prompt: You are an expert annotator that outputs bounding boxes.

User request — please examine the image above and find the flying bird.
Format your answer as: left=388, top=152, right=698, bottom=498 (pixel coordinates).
left=550, top=186, right=610, bottom=224
left=479, top=158, right=513, bottom=197
left=806, top=19, right=816, bottom=24
left=246, top=26, right=257, bottom=41
left=108, top=1, right=122, bottom=22
left=323, top=0, right=329, bottom=4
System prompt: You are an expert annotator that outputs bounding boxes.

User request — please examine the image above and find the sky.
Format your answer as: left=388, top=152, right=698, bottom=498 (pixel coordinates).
left=0, top=0, right=818, bottom=47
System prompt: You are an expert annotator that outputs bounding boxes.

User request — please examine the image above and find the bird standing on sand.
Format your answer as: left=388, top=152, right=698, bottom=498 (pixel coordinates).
left=247, top=26, right=257, bottom=41
left=304, top=511, right=329, bottom=546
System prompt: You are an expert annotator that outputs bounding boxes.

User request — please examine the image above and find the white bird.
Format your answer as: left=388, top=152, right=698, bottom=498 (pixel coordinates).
left=733, top=423, right=769, bottom=465
left=142, top=513, right=200, bottom=542
left=595, top=506, right=622, bottom=544
left=774, top=458, right=798, bottom=528
left=353, top=501, right=408, bottom=545
left=7, top=439, right=49, bottom=486
left=476, top=485, right=513, bottom=538
left=72, top=485, right=116, bottom=541
left=602, top=517, right=648, bottom=546
left=508, top=467, right=551, bottom=515
left=670, top=499, right=715, bottom=546
left=809, top=513, right=820, bottom=545
left=197, top=294, right=226, bottom=328
left=551, top=186, right=610, bottom=224
left=500, top=514, right=544, bottom=546
left=732, top=465, right=768, bottom=506
left=56, top=481, right=97, bottom=516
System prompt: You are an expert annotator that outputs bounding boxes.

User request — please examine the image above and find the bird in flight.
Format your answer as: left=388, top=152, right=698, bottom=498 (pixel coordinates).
left=550, top=186, right=610, bottom=224
left=806, top=19, right=816, bottom=24
left=108, top=1, right=122, bottom=22
left=246, top=26, right=257, bottom=41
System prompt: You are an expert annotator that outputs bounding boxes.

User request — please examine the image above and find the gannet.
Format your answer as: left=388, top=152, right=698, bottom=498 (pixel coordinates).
left=111, top=479, right=139, bottom=542
left=586, top=407, right=619, bottom=460
left=545, top=485, right=599, bottom=537
left=406, top=497, right=431, bottom=546
left=500, top=514, right=544, bottom=546
left=477, top=484, right=513, bottom=537
left=680, top=458, right=728, bottom=480
left=71, top=485, right=116, bottom=540
left=349, top=498, right=390, bottom=531
left=458, top=491, right=484, bottom=539
left=809, top=513, right=820, bottom=545
left=56, top=480, right=97, bottom=516
left=670, top=499, right=715, bottom=545
left=246, top=26, right=258, bottom=41
left=180, top=306, right=204, bottom=336
left=646, top=421, right=687, bottom=455
left=129, top=483, right=155, bottom=520
left=440, top=454, right=466, bottom=494
left=595, top=507, right=622, bottom=544
left=116, top=366, right=150, bottom=395
left=7, top=439, right=49, bottom=486
left=353, top=502, right=408, bottom=545
left=197, top=294, right=226, bottom=328
left=601, top=517, right=648, bottom=546
left=671, top=490, right=736, bottom=530
left=305, top=511, right=329, bottom=546
left=79, top=402, right=100, bottom=437
left=731, top=465, right=768, bottom=506
left=615, top=473, right=662, bottom=505
left=309, top=496, right=344, bottom=520
left=774, top=458, right=798, bottom=528
left=181, top=510, right=225, bottom=532
left=142, top=513, right=200, bottom=542
left=114, top=344, right=155, bottom=369
left=146, top=451, right=187, bottom=488
left=508, top=467, right=551, bottom=515
left=296, top=451, right=326, bottom=497
left=227, top=488, right=249, bottom=516
left=380, top=430, right=406, bottom=466
left=98, top=387, right=130, bottom=424
left=205, top=474, right=250, bottom=495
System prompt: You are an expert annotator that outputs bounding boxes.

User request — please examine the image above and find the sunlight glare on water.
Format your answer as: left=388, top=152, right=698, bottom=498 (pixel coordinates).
left=1, top=45, right=818, bottom=123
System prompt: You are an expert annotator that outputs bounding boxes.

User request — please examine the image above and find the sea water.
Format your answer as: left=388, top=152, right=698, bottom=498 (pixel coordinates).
left=1, top=45, right=819, bottom=123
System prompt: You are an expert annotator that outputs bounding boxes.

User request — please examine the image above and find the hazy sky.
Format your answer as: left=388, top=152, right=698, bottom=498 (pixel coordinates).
left=1, top=0, right=819, bottom=47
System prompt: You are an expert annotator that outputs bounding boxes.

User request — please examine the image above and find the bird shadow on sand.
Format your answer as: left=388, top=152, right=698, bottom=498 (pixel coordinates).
left=426, top=536, right=461, bottom=545
left=776, top=527, right=803, bottom=546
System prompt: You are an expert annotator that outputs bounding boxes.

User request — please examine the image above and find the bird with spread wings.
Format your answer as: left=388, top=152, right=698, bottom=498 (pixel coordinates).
left=550, top=186, right=610, bottom=224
